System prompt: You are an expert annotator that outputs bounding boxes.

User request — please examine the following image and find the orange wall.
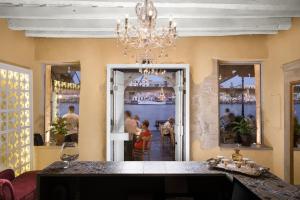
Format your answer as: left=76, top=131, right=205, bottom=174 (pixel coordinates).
left=1, top=18, right=300, bottom=182
left=265, top=18, right=300, bottom=181
left=0, top=20, right=43, bottom=133
left=34, top=34, right=269, bottom=163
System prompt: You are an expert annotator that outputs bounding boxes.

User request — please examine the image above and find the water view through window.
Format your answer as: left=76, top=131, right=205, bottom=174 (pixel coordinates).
left=218, top=64, right=261, bottom=146
left=123, top=72, right=176, bottom=161
left=46, top=64, right=81, bottom=145
left=124, top=74, right=175, bottom=130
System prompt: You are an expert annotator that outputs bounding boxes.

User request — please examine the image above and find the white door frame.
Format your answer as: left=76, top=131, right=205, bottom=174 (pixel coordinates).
left=106, top=64, right=190, bottom=161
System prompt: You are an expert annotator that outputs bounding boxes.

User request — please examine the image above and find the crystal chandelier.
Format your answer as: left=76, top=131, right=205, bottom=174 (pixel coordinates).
left=139, top=68, right=166, bottom=76
left=116, top=0, right=177, bottom=65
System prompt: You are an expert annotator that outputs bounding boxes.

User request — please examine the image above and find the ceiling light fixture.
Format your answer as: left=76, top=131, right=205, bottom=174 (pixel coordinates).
left=116, top=0, right=177, bottom=66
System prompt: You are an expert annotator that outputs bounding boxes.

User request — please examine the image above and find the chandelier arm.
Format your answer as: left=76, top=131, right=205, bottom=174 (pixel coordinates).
left=116, top=0, right=177, bottom=64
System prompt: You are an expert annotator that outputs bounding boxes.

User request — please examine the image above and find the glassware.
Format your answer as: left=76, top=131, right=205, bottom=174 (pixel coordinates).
left=235, top=161, right=242, bottom=168
left=242, top=157, right=250, bottom=166
left=232, top=148, right=243, bottom=161
left=247, top=160, right=256, bottom=168
left=60, top=142, right=79, bottom=168
left=216, top=155, right=224, bottom=162
left=221, top=158, right=230, bottom=167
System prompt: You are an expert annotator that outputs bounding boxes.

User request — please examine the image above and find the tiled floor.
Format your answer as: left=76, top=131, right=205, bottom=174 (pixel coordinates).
left=149, top=130, right=175, bottom=161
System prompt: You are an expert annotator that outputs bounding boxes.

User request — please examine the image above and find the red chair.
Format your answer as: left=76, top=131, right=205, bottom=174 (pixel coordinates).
left=0, top=169, right=39, bottom=200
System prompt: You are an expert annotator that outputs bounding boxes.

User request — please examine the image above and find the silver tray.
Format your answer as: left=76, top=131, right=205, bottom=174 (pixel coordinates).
left=207, top=158, right=269, bottom=177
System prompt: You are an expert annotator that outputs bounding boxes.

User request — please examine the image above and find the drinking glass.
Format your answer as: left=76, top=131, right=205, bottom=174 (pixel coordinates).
left=60, top=142, right=79, bottom=168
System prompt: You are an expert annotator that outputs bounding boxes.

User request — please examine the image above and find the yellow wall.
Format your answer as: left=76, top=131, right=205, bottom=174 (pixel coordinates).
left=33, top=146, right=61, bottom=170
left=34, top=35, right=270, bottom=164
left=1, top=18, right=300, bottom=182
left=264, top=18, right=300, bottom=181
left=0, top=20, right=44, bottom=170
left=0, top=20, right=43, bottom=132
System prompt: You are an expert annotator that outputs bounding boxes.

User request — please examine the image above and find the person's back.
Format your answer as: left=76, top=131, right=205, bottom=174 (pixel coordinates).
left=63, top=105, right=79, bottom=135
left=125, top=117, right=137, bottom=135
left=124, top=110, right=137, bottom=161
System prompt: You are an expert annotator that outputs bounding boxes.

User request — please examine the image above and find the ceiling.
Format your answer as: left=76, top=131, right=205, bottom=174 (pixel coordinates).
left=0, top=0, right=300, bottom=38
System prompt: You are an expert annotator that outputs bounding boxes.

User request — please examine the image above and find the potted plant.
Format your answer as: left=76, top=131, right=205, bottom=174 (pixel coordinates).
left=50, top=117, right=68, bottom=146
left=232, top=118, right=253, bottom=146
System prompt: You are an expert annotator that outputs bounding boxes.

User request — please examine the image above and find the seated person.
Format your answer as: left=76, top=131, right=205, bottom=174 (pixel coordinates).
left=134, top=120, right=152, bottom=150
left=162, top=117, right=175, bottom=136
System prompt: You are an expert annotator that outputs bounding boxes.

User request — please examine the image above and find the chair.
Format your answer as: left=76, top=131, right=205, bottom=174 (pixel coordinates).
left=0, top=169, right=39, bottom=200
left=34, top=133, right=44, bottom=146
left=132, top=135, right=152, bottom=161
left=64, top=133, right=78, bottom=143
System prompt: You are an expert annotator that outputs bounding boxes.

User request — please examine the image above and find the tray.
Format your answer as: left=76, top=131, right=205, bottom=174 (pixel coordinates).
left=207, top=158, right=269, bottom=177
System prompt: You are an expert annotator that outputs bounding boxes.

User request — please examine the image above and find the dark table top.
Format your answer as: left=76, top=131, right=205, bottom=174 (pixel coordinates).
left=39, top=161, right=300, bottom=200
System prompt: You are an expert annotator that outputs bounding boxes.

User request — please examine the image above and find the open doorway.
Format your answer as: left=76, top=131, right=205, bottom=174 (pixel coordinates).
left=106, top=64, right=190, bottom=161
left=124, top=71, right=176, bottom=161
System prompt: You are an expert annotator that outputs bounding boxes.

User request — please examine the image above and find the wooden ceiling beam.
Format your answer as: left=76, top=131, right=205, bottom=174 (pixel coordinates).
left=0, top=6, right=299, bottom=19
left=25, top=30, right=278, bottom=38
left=8, top=18, right=291, bottom=31
left=0, top=0, right=300, bottom=10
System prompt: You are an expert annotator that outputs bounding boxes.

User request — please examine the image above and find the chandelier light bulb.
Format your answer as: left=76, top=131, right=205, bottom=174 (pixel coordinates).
left=67, top=66, right=71, bottom=74
left=149, top=10, right=153, bottom=17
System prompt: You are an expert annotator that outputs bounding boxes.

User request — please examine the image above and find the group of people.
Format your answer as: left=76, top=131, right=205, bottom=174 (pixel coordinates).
left=124, top=111, right=152, bottom=161
left=220, top=108, right=256, bottom=143
left=221, top=108, right=256, bottom=130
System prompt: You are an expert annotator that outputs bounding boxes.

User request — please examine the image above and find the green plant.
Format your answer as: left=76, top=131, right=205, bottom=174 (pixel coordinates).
left=232, top=118, right=253, bottom=135
left=50, top=117, right=68, bottom=136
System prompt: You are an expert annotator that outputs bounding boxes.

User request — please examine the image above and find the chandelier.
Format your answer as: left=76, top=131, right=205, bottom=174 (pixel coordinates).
left=138, top=68, right=166, bottom=76
left=116, top=0, right=177, bottom=65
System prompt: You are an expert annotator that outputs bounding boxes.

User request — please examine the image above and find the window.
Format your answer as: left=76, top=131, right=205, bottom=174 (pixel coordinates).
left=0, top=63, right=33, bottom=175
left=218, top=62, right=261, bottom=146
left=44, top=64, right=80, bottom=145
left=291, top=82, right=300, bottom=148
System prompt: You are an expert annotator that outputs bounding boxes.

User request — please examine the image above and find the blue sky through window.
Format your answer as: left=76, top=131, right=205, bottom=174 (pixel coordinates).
left=220, top=75, right=255, bottom=88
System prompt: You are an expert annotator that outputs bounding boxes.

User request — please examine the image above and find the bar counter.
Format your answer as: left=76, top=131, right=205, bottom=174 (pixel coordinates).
left=38, top=161, right=300, bottom=200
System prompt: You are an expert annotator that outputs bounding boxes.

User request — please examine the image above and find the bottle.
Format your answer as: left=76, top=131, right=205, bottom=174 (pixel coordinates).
left=232, top=149, right=243, bottom=161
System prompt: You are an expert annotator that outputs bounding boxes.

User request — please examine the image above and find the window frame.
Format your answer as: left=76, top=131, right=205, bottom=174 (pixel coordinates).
left=217, top=60, right=263, bottom=146
left=43, top=63, right=81, bottom=144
